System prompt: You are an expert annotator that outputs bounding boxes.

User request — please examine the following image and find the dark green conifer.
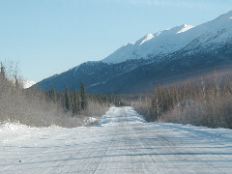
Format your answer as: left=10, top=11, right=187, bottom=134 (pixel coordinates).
left=64, top=88, right=71, bottom=111
left=0, top=62, right=6, bottom=80
left=80, top=83, right=87, bottom=110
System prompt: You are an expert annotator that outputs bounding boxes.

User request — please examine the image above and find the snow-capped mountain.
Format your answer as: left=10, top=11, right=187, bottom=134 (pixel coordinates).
left=23, top=80, right=36, bottom=89
left=103, top=10, right=232, bottom=64
left=180, top=11, right=232, bottom=51
left=103, top=24, right=194, bottom=64
left=35, top=10, right=232, bottom=94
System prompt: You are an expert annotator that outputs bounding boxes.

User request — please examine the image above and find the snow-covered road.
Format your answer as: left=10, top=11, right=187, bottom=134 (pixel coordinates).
left=1, top=107, right=232, bottom=174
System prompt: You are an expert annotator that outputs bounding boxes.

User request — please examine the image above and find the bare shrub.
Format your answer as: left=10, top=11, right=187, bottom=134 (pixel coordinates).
left=130, top=96, right=154, bottom=121
left=0, top=63, right=110, bottom=127
left=83, top=100, right=109, bottom=118
left=132, top=70, right=232, bottom=128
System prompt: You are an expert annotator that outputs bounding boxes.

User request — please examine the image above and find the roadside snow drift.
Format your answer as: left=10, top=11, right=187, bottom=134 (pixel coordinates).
left=1, top=107, right=232, bottom=174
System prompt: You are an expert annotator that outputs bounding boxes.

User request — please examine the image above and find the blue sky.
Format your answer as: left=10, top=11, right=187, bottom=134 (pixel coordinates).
left=0, top=0, right=232, bottom=81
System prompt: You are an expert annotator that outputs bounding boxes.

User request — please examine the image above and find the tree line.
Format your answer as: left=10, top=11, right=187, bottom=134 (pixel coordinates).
left=47, top=83, right=88, bottom=115
left=46, top=85, right=124, bottom=116
left=0, top=62, right=114, bottom=127
left=131, top=70, right=232, bottom=129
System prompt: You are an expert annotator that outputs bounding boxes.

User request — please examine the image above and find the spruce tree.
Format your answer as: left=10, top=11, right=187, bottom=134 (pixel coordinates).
left=64, top=89, right=70, bottom=111
left=72, top=91, right=80, bottom=114
left=49, top=88, right=57, bottom=103
left=14, top=75, right=20, bottom=89
left=80, top=83, right=87, bottom=110
left=0, top=62, right=6, bottom=80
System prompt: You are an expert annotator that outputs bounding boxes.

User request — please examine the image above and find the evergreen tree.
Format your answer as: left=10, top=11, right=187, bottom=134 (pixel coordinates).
left=14, top=75, right=20, bottom=89
left=72, top=92, right=80, bottom=114
left=0, top=62, right=6, bottom=80
left=49, top=88, right=57, bottom=103
left=80, top=83, right=87, bottom=110
left=64, top=89, right=71, bottom=111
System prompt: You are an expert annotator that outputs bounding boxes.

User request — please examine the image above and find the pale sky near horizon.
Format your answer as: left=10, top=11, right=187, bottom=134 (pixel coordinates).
left=0, top=0, right=232, bottom=82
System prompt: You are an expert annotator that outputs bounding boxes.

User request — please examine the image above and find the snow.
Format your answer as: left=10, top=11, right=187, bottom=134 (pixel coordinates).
left=83, top=117, right=98, bottom=126
left=1, top=106, right=232, bottom=173
left=103, top=10, right=232, bottom=64
left=179, top=10, right=232, bottom=51
left=23, top=80, right=36, bottom=89
left=177, top=24, right=194, bottom=34
left=102, top=24, right=194, bottom=64
left=138, top=33, right=155, bottom=45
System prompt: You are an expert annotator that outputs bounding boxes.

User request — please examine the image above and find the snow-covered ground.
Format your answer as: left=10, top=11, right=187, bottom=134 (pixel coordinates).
left=1, top=107, right=232, bottom=174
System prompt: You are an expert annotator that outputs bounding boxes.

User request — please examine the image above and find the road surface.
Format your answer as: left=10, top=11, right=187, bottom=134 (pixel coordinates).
left=0, top=107, right=232, bottom=174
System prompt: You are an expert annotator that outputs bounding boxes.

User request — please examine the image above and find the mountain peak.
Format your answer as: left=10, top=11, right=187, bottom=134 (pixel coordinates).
left=156, top=24, right=194, bottom=36
left=23, top=80, right=36, bottom=89
left=36, top=10, right=232, bottom=94
left=102, top=10, right=232, bottom=64
left=135, top=24, right=194, bottom=46
left=137, top=33, right=155, bottom=45
left=177, top=24, right=194, bottom=34
left=103, top=24, right=195, bottom=64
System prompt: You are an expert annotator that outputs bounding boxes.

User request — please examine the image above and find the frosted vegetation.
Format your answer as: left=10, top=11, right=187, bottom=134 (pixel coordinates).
left=0, top=63, right=109, bottom=127
left=131, top=70, right=232, bottom=129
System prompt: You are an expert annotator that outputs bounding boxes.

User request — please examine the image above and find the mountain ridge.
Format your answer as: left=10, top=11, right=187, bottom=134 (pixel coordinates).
left=102, top=24, right=194, bottom=64
left=35, top=10, right=232, bottom=94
